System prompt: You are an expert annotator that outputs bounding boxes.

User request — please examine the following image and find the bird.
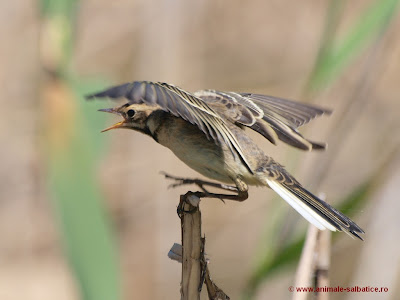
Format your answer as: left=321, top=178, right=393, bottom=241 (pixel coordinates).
left=86, top=81, right=364, bottom=240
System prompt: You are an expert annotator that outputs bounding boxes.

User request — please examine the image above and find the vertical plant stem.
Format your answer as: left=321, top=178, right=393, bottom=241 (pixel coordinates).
left=293, top=225, right=319, bottom=300
left=181, top=194, right=202, bottom=300
left=292, top=197, right=332, bottom=300
left=178, top=192, right=230, bottom=300
left=315, top=230, right=331, bottom=300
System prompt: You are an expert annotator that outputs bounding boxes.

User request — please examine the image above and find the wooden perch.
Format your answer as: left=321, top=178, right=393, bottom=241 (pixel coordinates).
left=168, top=192, right=230, bottom=300
left=180, top=193, right=203, bottom=300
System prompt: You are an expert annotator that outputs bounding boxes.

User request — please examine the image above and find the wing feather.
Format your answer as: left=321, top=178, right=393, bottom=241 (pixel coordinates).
left=196, top=90, right=331, bottom=151
left=240, top=93, right=332, bottom=128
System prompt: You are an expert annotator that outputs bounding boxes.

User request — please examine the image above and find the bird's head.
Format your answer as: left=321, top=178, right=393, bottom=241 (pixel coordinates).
left=99, top=103, right=154, bottom=133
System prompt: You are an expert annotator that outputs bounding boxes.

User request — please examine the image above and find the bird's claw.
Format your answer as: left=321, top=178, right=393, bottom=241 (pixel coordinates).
left=177, top=191, right=202, bottom=218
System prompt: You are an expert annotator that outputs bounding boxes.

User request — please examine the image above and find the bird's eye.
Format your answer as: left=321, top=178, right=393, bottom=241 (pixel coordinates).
left=126, top=109, right=135, bottom=118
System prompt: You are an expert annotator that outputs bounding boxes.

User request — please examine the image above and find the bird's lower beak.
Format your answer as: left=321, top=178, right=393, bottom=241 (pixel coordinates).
left=101, top=120, right=126, bottom=132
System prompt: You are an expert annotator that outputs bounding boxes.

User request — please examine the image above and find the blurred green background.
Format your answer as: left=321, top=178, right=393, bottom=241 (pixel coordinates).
left=1, top=0, right=400, bottom=299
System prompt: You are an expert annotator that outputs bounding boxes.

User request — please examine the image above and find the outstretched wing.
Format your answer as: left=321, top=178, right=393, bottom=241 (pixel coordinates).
left=240, top=93, right=332, bottom=128
left=195, top=90, right=331, bottom=151
left=86, top=81, right=253, bottom=173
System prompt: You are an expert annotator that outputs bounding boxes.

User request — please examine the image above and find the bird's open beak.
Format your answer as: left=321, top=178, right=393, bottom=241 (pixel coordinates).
left=98, top=107, right=126, bottom=132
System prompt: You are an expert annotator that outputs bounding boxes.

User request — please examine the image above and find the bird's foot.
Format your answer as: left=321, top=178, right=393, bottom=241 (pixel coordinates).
left=177, top=191, right=202, bottom=218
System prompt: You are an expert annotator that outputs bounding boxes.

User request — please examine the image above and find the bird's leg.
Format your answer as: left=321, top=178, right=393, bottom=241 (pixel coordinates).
left=162, top=172, right=249, bottom=202
left=195, top=189, right=248, bottom=202
left=196, top=178, right=248, bottom=202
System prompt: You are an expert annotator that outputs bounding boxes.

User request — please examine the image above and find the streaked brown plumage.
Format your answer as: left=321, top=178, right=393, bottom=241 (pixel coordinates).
left=86, top=81, right=364, bottom=240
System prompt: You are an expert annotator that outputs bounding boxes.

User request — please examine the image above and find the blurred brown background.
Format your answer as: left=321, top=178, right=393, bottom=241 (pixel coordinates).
left=1, top=0, right=400, bottom=299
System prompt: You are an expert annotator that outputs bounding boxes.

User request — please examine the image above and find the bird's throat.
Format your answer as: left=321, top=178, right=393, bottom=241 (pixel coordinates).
left=145, top=110, right=170, bottom=143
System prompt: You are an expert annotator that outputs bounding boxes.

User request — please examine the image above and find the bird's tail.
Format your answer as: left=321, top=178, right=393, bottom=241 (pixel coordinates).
left=265, top=178, right=364, bottom=240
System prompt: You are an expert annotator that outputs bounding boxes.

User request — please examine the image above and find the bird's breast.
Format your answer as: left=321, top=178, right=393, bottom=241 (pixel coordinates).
left=153, top=116, right=250, bottom=183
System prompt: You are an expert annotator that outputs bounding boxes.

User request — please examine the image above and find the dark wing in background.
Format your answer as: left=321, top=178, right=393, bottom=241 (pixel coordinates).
left=195, top=90, right=280, bottom=146
left=196, top=90, right=332, bottom=151
left=240, top=93, right=332, bottom=150
left=86, top=81, right=253, bottom=172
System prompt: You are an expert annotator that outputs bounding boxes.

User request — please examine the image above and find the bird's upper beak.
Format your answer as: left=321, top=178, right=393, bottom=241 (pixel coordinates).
left=98, top=107, right=127, bottom=132
left=98, top=107, right=120, bottom=114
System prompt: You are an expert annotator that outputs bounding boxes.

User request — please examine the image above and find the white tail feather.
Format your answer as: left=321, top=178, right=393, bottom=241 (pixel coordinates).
left=266, top=179, right=337, bottom=231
